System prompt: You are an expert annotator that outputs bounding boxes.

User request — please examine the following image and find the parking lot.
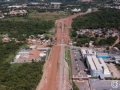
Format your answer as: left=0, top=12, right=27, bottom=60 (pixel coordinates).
left=70, top=47, right=90, bottom=90
left=89, top=79, right=120, bottom=90
left=70, top=47, right=87, bottom=77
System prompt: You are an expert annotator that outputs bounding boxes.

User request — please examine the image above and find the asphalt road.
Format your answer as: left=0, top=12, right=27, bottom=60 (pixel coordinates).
left=89, top=79, right=120, bottom=90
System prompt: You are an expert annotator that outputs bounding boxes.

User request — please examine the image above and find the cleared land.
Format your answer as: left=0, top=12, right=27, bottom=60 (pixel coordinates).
left=29, top=12, right=69, bottom=20
left=36, top=45, right=60, bottom=90
left=107, top=63, right=120, bottom=78
left=2, top=12, right=69, bottom=21
left=36, top=12, right=86, bottom=90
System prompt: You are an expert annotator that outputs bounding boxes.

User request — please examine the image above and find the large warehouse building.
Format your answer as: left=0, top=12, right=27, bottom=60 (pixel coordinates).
left=86, top=56, right=111, bottom=78
left=96, top=53, right=110, bottom=58
left=80, top=48, right=111, bottom=78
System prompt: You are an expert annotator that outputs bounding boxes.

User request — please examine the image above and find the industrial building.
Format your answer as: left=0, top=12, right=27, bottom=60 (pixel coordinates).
left=113, top=56, right=120, bottom=61
left=99, top=58, right=111, bottom=77
left=80, top=48, right=96, bottom=59
left=12, top=47, right=48, bottom=63
left=96, top=53, right=110, bottom=58
left=86, top=56, right=111, bottom=78
left=80, top=48, right=111, bottom=78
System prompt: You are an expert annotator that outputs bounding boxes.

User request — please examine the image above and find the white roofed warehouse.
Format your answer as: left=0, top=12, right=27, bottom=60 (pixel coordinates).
left=86, top=56, right=111, bottom=78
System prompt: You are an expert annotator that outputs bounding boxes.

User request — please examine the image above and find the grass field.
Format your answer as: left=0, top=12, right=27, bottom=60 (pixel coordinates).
left=2, top=11, right=69, bottom=21
left=29, top=11, right=69, bottom=20
left=65, top=46, right=72, bottom=80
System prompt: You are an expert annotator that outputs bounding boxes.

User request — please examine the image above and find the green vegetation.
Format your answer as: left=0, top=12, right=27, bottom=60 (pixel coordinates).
left=73, top=82, right=79, bottom=90
left=0, top=41, right=44, bottom=90
left=72, top=9, right=120, bottom=30
left=0, top=61, right=44, bottom=90
left=70, top=31, right=118, bottom=46
left=96, top=36, right=118, bottom=46
left=0, top=19, right=54, bottom=41
left=0, top=41, right=23, bottom=63
left=28, top=11, right=69, bottom=21
left=115, top=42, right=120, bottom=49
left=65, top=46, right=72, bottom=79
left=65, top=47, right=79, bottom=90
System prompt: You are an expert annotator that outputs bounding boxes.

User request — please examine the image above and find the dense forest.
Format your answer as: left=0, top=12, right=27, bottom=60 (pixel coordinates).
left=0, top=41, right=44, bottom=90
left=72, top=9, right=120, bottom=30
left=0, top=19, right=54, bottom=41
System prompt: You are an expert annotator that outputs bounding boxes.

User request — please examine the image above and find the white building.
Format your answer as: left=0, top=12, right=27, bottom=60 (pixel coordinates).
left=71, top=8, right=81, bottom=12
left=86, top=56, right=111, bottom=78
left=99, top=58, right=111, bottom=77
left=39, top=53, right=46, bottom=58
left=80, top=48, right=96, bottom=59
left=29, top=45, right=37, bottom=49
left=8, top=5, right=23, bottom=8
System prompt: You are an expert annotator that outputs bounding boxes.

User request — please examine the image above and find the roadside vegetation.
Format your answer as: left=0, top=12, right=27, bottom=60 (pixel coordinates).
left=65, top=47, right=79, bottom=90
left=65, top=46, right=72, bottom=79
left=73, top=82, right=79, bottom=90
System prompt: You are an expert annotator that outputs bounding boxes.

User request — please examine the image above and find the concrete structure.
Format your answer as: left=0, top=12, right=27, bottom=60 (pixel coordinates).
left=30, top=2, right=39, bottom=5
left=39, top=53, right=46, bottom=57
left=92, top=56, right=103, bottom=76
left=50, top=2, right=61, bottom=8
left=87, top=8, right=92, bottom=13
left=86, top=56, right=102, bottom=77
left=37, top=48, right=49, bottom=51
left=99, top=58, right=111, bottom=77
left=80, top=48, right=96, bottom=59
left=18, top=52, right=29, bottom=55
left=15, top=55, right=20, bottom=59
left=8, top=5, right=23, bottom=8
left=29, top=45, right=37, bottom=49
left=9, top=10, right=27, bottom=16
left=113, top=56, right=120, bottom=61
left=86, top=56, right=97, bottom=76
left=86, top=55, right=111, bottom=78
left=96, top=53, right=110, bottom=58
left=71, top=8, right=81, bottom=12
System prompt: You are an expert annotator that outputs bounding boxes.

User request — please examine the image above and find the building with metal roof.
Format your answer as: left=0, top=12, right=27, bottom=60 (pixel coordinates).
left=99, top=58, right=111, bottom=77
left=80, top=48, right=96, bottom=59
left=92, top=56, right=102, bottom=71
left=86, top=56, right=97, bottom=76
left=113, top=56, right=120, bottom=61
left=96, top=53, right=110, bottom=58
left=86, top=56, right=111, bottom=78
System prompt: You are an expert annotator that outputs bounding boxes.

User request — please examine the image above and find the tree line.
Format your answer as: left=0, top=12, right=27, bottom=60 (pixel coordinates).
left=0, top=19, right=54, bottom=41
left=72, top=8, right=120, bottom=30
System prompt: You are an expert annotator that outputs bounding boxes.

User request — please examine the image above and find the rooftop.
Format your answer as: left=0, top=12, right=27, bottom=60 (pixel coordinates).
left=87, top=56, right=96, bottom=70
left=114, top=56, right=120, bottom=59
left=97, top=53, right=109, bottom=56
left=92, top=56, right=102, bottom=70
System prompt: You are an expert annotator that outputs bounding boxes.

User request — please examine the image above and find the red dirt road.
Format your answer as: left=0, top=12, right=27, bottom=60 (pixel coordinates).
left=40, top=45, right=60, bottom=90
left=36, top=12, right=88, bottom=90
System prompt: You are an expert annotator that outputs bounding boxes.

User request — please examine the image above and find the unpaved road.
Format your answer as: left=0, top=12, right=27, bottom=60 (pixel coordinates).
left=36, top=12, right=88, bottom=90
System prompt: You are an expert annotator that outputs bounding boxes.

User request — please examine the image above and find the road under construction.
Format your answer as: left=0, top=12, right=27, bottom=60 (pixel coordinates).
left=36, top=12, right=88, bottom=90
